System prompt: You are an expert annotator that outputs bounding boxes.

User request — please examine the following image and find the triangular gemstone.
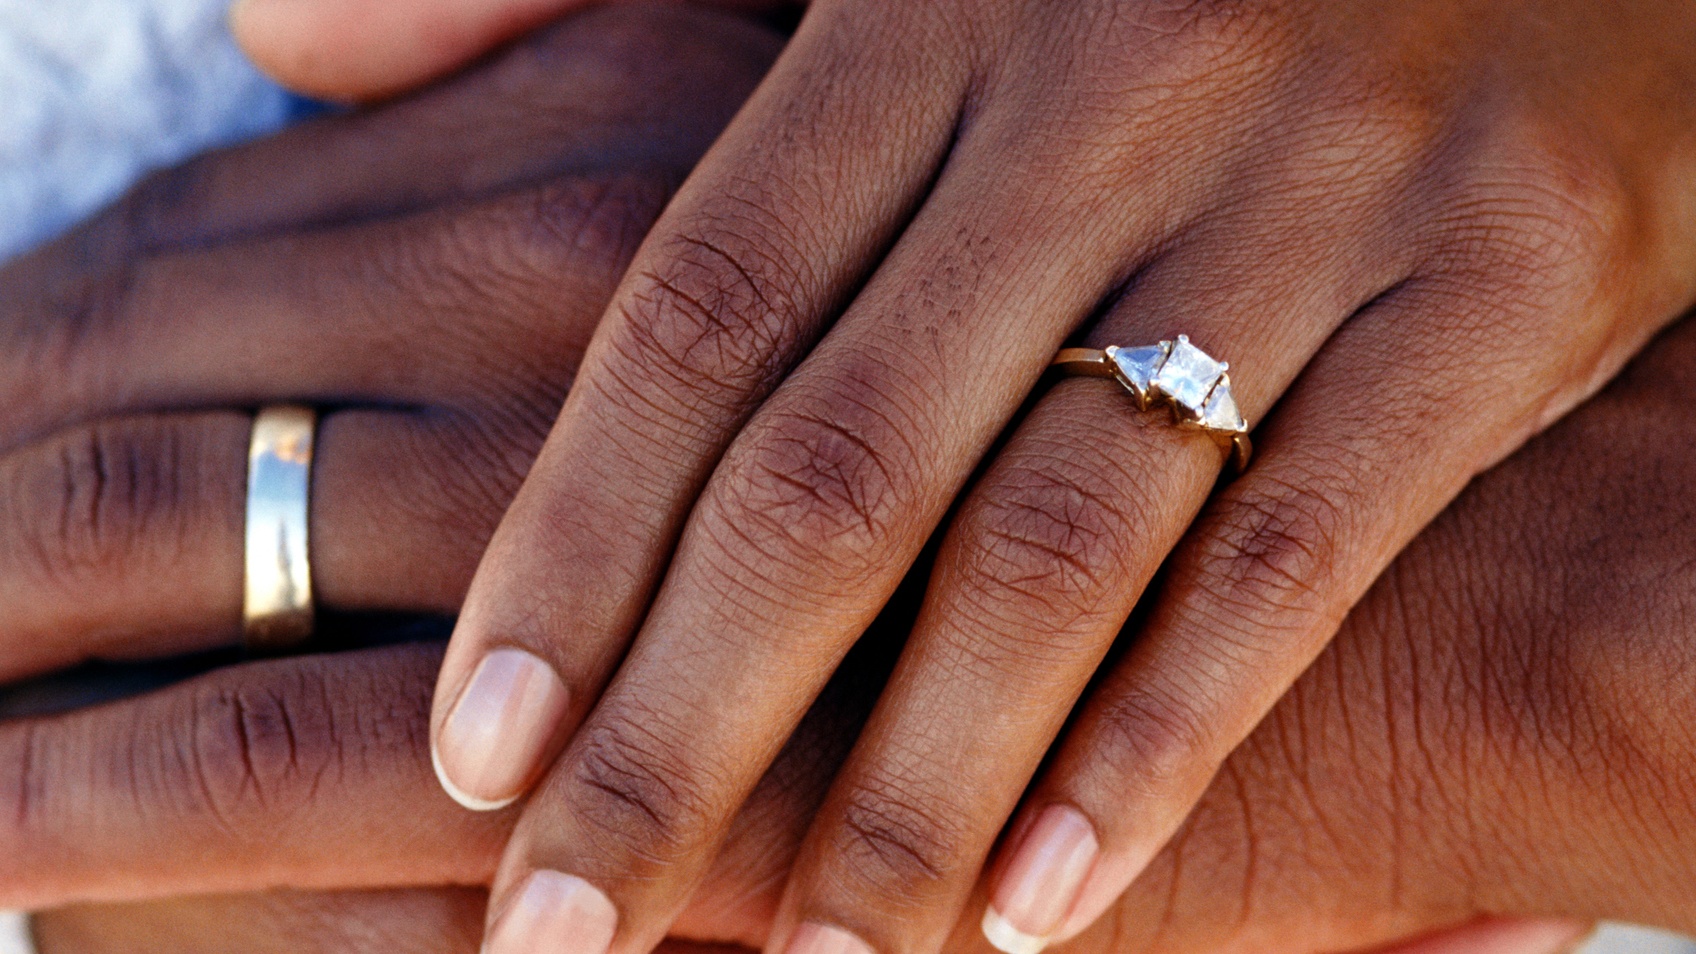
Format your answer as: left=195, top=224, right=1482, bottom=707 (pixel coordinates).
left=1199, top=381, right=1245, bottom=432
left=1111, top=344, right=1167, bottom=398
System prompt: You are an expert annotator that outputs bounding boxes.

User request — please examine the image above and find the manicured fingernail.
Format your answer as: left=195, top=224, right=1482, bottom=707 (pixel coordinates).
left=484, top=871, right=617, bottom=954
left=782, top=923, right=876, bottom=954
left=433, top=648, right=570, bottom=812
left=983, top=805, right=1100, bottom=954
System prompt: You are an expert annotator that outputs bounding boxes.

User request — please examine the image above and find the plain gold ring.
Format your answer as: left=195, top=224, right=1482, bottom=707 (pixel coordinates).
left=243, top=405, right=318, bottom=654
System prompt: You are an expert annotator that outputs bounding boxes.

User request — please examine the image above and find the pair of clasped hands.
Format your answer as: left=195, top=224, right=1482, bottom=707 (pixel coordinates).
left=5, top=1, right=1696, bottom=953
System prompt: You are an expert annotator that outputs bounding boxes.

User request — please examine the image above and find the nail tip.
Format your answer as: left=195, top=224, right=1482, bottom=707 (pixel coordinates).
left=983, top=909, right=1050, bottom=954
left=432, top=743, right=519, bottom=813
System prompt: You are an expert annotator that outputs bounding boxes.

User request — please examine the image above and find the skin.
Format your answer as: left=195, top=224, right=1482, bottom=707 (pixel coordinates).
left=236, top=2, right=1696, bottom=952
left=0, top=4, right=781, bottom=682
left=3, top=13, right=1696, bottom=949
left=0, top=5, right=1682, bottom=943
left=20, top=284, right=1696, bottom=948
left=0, top=7, right=1682, bottom=950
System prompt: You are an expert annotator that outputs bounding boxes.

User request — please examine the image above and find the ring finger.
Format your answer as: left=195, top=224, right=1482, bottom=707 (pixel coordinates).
left=0, top=174, right=666, bottom=680
left=760, top=195, right=1409, bottom=954
left=0, top=407, right=521, bottom=679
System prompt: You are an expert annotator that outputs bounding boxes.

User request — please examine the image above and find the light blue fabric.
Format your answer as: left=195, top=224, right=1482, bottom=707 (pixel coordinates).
left=0, top=0, right=304, bottom=261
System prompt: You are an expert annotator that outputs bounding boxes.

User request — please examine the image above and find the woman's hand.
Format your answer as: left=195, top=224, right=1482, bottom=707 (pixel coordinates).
left=241, top=2, right=1696, bottom=952
left=0, top=3, right=779, bottom=682
left=25, top=304, right=1696, bottom=950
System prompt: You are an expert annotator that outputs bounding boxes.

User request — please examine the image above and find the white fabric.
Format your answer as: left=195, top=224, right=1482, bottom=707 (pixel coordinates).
left=0, top=0, right=295, bottom=261
left=0, top=913, right=33, bottom=954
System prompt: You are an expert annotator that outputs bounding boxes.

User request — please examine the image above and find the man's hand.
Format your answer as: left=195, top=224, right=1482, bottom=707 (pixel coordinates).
left=0, top=4, right=779, bottom=682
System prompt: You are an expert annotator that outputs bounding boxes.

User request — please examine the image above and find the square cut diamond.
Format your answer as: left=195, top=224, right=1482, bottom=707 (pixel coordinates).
left=1152, top=336, right=1226, bottom=412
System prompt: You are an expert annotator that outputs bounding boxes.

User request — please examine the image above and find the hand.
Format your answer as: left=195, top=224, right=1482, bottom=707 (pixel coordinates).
left=0, top=4, right=778, bottom=683
left=26, top=304, right=1696, bottom=948
left=28, top=891, right=1587, bottom=954
left=239, top=1, right=1696, bottom=952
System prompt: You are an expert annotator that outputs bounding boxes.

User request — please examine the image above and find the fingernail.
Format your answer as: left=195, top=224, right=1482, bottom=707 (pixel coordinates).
left=782, top=923, right=876, bottom=954
left=484, top=871, right=617, bottom=954
left=983, top=805, right=1100, bottom=954
left=433, top=648, right=570, bottom=812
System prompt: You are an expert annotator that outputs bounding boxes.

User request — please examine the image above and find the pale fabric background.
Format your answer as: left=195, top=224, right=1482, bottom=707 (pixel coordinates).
left=0, top=2, right=1691, bottom=953
left=0, top=0, right=296, bottom=260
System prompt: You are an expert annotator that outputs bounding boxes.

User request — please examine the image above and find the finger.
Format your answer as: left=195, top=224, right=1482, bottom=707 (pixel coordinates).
left=756, top=189, right=1409, bottom=953
left=37, top=885, right=757, bottom=954
left=0, top=644, right=509, bottom=909
left=34, top=889, right=491, bottom=954
left=0, top=630, right=868, bottom=924
left=0, top=174, right=652, bottom=455
left=0, top=408, right=522, bottom=683
left=446, top=17, right=1390, bottom=946
left=0, top=172, right=656, bottom=677
left=8, top=5, right=776, bottom=291
left=1009, top=262, right=1622, bottom=948
left=429, top=0, right=967, bottom=811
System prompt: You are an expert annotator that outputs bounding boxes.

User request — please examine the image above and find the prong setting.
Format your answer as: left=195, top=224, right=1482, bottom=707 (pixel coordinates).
left=1052, top=337, right=1253, bottom=471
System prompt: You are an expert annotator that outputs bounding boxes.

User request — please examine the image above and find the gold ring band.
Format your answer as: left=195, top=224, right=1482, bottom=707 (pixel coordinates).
left=1053, top=336, right=1253, bottom=473
left=243, top=405, right=317, bottom=654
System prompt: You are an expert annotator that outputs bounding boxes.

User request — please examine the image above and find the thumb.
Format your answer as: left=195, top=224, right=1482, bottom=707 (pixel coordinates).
left=229, top=0, right=799, bottom=101
left=231, top=0, right=599, bottom=100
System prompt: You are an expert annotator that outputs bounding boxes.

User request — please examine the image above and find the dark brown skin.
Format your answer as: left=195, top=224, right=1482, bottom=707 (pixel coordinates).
left=0, top=4, right=782, bottom=682
left=22, top=294, right=1696, bottom=951
left=2, top=8, right=1696, bottom=951
left=236, top=2, right=1696, bottom=950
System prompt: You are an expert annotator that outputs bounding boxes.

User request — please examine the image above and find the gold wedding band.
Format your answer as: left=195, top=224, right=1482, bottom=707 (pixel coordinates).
left=1053, top=336, right=1253, bottom=472
left=243, top=405, right=317, bottom=654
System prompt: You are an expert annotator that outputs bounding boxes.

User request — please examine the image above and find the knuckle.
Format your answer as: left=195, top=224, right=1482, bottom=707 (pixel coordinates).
left=10, top=420, right=184, bottom=592
left=507, top=178, right=667, bottom=293
left=173, top=670, right=341, bottom=831
left=1092, top=682, right=1223, bottom=800
left=0, top=722, right=47, bottom=848
left=709, top=400, right=919, bottom=589
left=0, top=264, right=139, bottom=444
left=402, top=178, right=664, bottom=354
left=829, top=777, right=975, bottom=905
left=568, top=710, right=721, bottom=869
left=1435, top=135, right=1626, bottom=305
left=607, top=224, right=808, bottom=411
left=1189, top=479, right=1348, bottom=626
left=954, top=460, right=1140, bottom=635
left=110, top=159, right=214, bottom=254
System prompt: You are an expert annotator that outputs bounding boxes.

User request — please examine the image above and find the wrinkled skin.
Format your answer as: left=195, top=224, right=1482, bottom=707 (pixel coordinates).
left=240, top=0, right=1696, bottom=949
left=2, top=7, right=1695, bottom=952
left=23, top=276, right=1696, bottom=952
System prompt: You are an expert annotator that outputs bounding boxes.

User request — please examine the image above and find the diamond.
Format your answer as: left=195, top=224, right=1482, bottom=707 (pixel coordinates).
left=1199, top=379, right=1246, bottom=432
left=1109, top=343, right=1169, bottom=400
left=1151, top=335, right=1226, bottom=413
